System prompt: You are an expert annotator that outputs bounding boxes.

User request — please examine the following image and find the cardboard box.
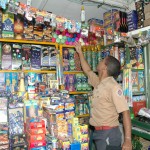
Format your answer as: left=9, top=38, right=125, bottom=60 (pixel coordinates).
left=28, top=140, right=46, bottom=149
left=1, top=43, right=12, bottom=70
left=12, top=44, right=22, bottom=70
left=0, top=9, right=2, bottom=38
left=27, top=127, right=46, bottom=135
left=31, top=45, right=41, bottom=70
left=27, top=132, right=45, bottom=143
left=26, top=120, right=45, bottom=129
left=145, top=12, right=150, bottom=19
left=144, top=3, right=150, bottom=13
left=10, top=134, right=26, bottom=146
left=2, top=10, right=14, bottom=38
left=133, top=100, right=146, bottom=116
left=144, top=18, right=150, bottom=27
left=14, top=14, right=24, bottom=39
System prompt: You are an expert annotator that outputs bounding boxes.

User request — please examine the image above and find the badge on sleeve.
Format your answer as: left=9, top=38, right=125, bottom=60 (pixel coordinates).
left=117, top=89, right=123, bottom=96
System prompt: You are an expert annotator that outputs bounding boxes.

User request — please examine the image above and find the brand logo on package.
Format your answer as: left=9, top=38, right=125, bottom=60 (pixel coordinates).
left=3, top=19, right=13, bottom=31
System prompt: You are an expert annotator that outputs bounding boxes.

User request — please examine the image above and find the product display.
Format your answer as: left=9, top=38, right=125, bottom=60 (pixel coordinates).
left=0, top=0, right=149, bottom=149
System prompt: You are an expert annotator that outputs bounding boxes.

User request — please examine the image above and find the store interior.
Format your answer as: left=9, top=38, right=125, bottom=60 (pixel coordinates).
left=0, top=0, right=150, bottom=149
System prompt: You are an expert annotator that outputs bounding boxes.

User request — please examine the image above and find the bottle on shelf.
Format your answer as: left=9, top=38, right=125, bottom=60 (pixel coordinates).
left=81, top=5, right=85, bottom=24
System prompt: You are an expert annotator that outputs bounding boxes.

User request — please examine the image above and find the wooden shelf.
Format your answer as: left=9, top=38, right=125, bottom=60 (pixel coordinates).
left=0, top=38, right=58, bottom=46
left=76, top=114, right=90, bottom=118
left=69, top=91, right=88, bottom=94
left=64, top=71, right=84, bottom=74
left=0, top=70, right=56, bottom=73
left=60, top=44, right=75, bottom=48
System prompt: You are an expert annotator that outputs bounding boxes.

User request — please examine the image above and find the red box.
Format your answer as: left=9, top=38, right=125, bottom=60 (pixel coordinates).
left=27, top=128, right=46, bottom=135
left=28, top=140, right=46, bottom=148
left=26, top=120, right=45, bottom=129
left=27, top=132, right=46, bottom=143
left=133, top=100, right=146, bottom=116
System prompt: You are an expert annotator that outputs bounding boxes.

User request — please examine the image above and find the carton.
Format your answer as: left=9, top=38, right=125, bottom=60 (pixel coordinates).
left=1, top=43, right=12, bottom=70
left=2, top=10, right=14, bottom=38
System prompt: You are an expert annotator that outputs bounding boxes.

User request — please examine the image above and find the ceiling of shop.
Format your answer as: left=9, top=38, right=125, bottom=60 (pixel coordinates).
left=17, top=0, right=134, bottom=21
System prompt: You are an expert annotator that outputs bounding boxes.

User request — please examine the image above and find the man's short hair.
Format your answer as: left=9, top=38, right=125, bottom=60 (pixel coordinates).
left=105, top=56, right=121, bottom=78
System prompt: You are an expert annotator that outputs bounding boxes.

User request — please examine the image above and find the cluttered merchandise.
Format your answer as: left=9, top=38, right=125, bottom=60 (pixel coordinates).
left=0, top=0, right=150, bottom=150
left=0, top=73, right=90, bottom=150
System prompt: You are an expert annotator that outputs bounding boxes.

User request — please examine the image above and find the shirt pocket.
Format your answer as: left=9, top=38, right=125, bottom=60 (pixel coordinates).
left=92, top=88, right=110, bottom=108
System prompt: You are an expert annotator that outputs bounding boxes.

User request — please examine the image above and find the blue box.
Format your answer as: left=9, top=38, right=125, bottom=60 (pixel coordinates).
left=70, top=141, right=81, bottom=150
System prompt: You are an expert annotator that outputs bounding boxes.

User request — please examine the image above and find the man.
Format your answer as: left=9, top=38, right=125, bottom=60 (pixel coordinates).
left=75, top=42, right=132, bottom=150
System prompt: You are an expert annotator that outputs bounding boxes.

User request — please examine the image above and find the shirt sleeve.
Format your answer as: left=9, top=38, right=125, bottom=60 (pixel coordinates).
left=111, top=85, right=129, bottom=113
left=87, top=71, right=99, bottom=88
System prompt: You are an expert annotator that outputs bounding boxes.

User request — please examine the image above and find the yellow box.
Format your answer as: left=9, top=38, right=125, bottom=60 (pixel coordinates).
left=81, top=143, right=89, bottom=150
left=75, top=132, right=81, bottom=142
left=80, top=124, right=88, bottom=134
left=80, top=134, right=89, bottom=143
left=71, top=117, right=79, bottom=126
left=62, top=141, right=70, bottom=149
left=73, top=126, right=80, bottom=132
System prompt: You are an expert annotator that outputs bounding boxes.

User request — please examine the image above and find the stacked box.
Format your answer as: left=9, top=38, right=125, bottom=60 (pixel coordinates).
left=1, top=43, right=12, bottom=70
left=26, top=119, right=46, bottom=150
left=135, top=1, right=145, bottom=29
left=103, top=9, right=118, bottom=45
left=0, top=9, right=2, bottom=38
left=80, top=124, right=89, bottom=150
left=0, top=124, right=9, bottom=150
left=2, top=10, right=14, bottom=38
left=144, top=3, right=150, bottom=27
left=70, top=118, right=89, bottom=150
left=0, top=98, right=9, bottom=150
left=12, top=44, right=22, bottom=70
left=127, top=11, right=138, bottom=31
left=31, top=45, right=41, bottom=70
left=14, top=14, right=24, bottom=39
left=43, top=109, right=58, bottom=137
left=9, top=134, right=27, bottom=150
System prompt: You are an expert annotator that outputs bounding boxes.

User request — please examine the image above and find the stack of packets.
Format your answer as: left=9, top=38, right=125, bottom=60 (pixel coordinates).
left=26, top=118, right=46, bottom=150
left=0, top=98, right=9, bottom=150
left=103, top=9, right=118, bottom=45
left=144, top=3, right=150, bottom=27
left=24, top=100, right=47, bottom=150
left=69, top=117, right=89, bottom=150
left=135, top=1, right=145, bottom=29
left=127, top=10, right=138, bottom=31
left=42, top=90, right=89, bottom=150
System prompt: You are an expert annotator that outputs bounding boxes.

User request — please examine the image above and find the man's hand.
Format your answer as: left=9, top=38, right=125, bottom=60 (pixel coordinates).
left=122, top=139, right=132, bottom=150
left=75, top=42, right=82, bottom=54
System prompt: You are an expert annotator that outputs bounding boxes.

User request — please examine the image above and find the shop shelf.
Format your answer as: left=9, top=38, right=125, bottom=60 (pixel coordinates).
left=132, top=68, right=144, bottom=71
left=132, top=118, right=150, bottom=132
left=128, top=26, right=150, bottom=38
left=64, top=71, right=84, bottom=74
left=0, top=70, right=56, bottom=73
left=69, top=91, right=89, bottom=94
left=23, top=70, right=56, bottom=73
left=102, top=42, right=124, bottom=49
left=132, top=127, right=150, bottom=140
left=132, top=91, right=145, bottom=96
left=0, top=38, right=58, bottom=46
left=60, top=44, right=75, bottom=48
left=0, top=70, right=20, bottom=72
left=76, top=114, right=90, bottom=118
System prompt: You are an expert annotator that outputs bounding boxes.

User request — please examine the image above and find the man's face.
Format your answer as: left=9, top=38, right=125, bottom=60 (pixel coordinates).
left=97, top=58, right=107, bottom=73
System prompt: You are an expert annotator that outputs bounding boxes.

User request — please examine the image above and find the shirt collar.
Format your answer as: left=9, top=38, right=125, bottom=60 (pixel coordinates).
left=100, top=76, right=113, bottom=84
